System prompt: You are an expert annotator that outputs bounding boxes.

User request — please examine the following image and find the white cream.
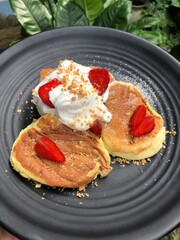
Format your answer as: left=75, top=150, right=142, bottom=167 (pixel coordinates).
left=33, top=60, right=112, bottom=131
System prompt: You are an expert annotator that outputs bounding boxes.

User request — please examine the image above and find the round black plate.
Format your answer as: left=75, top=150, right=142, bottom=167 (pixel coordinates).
left=0, top=27, right=179, bottom=240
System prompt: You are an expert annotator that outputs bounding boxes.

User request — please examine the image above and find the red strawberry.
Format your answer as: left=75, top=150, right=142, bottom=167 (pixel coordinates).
left=131, top=116, right=155, bottom=137
left=88, top=68, right=110, bottom=95
left=35, top=136, right=65, bottom=162
left=130, top=105, right=147, bottom=130
left=89, top=120, right=102, bottom=137
left=38, top=78, right=61, bottom=108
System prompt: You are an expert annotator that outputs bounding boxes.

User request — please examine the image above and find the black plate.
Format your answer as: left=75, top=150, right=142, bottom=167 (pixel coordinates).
left=0, top=27, right=179, bottom=240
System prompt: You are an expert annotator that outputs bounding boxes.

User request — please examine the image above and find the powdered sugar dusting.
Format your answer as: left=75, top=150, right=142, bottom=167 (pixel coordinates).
left=86, top=58, right=165, bottom=113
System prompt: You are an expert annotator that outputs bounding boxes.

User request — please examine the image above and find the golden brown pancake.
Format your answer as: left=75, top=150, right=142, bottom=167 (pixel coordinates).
left=39, top=65, right=115, bottom=82
left=101, top=81, right=166, bottom=160
left=10, top=114, right=112, bottom=189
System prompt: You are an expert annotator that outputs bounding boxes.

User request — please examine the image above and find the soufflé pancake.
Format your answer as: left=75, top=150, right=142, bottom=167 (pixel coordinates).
left=101, top=81, right=166, bottom=160
left=10, top=59, right=166, bottom=189
left=10, top=114, right=111, bottom=189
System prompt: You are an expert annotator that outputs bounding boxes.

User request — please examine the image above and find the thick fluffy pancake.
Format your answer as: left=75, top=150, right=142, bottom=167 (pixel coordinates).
left=39, top=66, right=115, bottom=82
left=101, top=81, right=166, bottom=160
left=10, top=114, right=111, bottom=189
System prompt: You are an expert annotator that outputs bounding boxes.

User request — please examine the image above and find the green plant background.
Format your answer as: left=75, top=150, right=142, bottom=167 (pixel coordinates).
left=10, top=0, right=180, bottom=60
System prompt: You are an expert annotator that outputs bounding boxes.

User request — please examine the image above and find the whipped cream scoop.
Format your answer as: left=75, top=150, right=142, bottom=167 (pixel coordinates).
left=33, top=60, right=112, bottom=131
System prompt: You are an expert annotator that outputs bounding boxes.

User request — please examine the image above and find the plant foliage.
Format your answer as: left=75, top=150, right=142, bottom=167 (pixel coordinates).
left=10, top=0, right=53, bottom=35
left=54, top=1, right=88, bottom=27
left=10, top=0, right=180, bottom=59
left=126, top=0, right=180, bottom=54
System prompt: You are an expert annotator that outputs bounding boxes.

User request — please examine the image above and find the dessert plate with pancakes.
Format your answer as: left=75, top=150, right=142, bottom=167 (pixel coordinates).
left=0, top=27, right=179, bottom=240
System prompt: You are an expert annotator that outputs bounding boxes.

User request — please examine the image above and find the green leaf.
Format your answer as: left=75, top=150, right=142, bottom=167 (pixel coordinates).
left=56, top=0, right=70, bottom=6
left=103, top=0, right=114, bottom=9
left=168, top=33, right=180, bottom=47
left=155, top=9, right=175, bottom=28
left=54, top=1, right=88, bottom=27
left=10, top=0, right=53, bottom=35
left=74, top=0, right=103, bottom=24
left=156, top=0, right=171, bottom=9
left=126, top=17, right=162, bottom=32
left=132, top=30, right=167, bottom=45
left=41, top=0, right=57, bottom=16
left=94, top=0, right=132, bottom=28
left=171, top=0, right=180, bottom=7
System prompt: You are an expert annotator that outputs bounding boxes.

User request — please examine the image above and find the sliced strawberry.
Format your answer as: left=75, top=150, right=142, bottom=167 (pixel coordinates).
left=35, top=136, right=65, bottom=162
left=131, top=116, right=155, bottom=137
left=38, top=78, right=61, bottom=108
left=130, top=105, right=147, bottom=130
left=88, top=68, right=110, bottom=95
left=89, top=120, right=102, bottom=137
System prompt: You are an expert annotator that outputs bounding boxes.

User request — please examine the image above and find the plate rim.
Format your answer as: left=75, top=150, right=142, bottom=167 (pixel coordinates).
left=0, top=26, right=180, bottom=240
